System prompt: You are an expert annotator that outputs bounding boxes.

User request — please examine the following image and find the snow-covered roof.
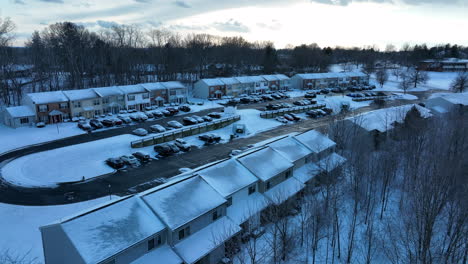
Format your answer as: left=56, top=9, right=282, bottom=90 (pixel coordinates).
left=131, top=245, right=182, bottom=264
left=250, top=76, right=266, bottom=82
left=198, top=159, right=258, bottom=197
left=162, top=81, right=185, bottom=89
left=5, top=106, right=35, bottom=118
left=295, top=72, right=366, bottom=80
left=219, top=77, right=240, bottom=85
left=268, top=137, right=312, bottom=163
left=294, top=130, right=336, bottom=154
left=141, top=82, right=166, bottom=91
left=263, top=177, right=305, bottom=205
left=60, top=196, right=165, bottom=264
left=174, top=217, right=241, bottom=264
left=317, top=153, right=347, bottom=172
left=235, top=76, right=255, bottom=84
left=261, top=75, right=279, bottom=81
left=227, top=192, right=268, bottom=225
left=348, top=104, right=432, bottom=132
left=27, top=91, right=68, bottom=104
left=238, top=147, right=293, bottom=181
left=93, top=86, right=125, bottom=97
left=142, top=176, right=226, bottom=230
left=63, top=89, right=99, bottom=101
left=293, top=162, right=322, bottom=184
left=118, top=84, right=147, bottom=94
left=275, top=74, right=290, bottom=80
left=435, top=93, right=468, bottom=106
left=200, top=78, right=225, bottom=86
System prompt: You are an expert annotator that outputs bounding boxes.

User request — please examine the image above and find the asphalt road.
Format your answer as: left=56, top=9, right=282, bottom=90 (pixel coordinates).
left=0, top=91, right=436, bottom=205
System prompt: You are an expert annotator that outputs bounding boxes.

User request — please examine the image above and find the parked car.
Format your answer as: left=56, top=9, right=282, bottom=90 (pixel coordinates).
left=112, top=118, right=123, bottom=125
left=178, top=105, right=191, bottom=112
left=261, top=95, right=274, bottom=101
left=207, top=112, right=222, bottom=118
left=90, top=119, right=103, bottom=129
left=174, top=138, right=191, bottom=152
left=289, top=113, right=302, bottom=121
left=266, top=103, right=282, bottom=110
left=283, top=114, right=295, bottom=121
left=133, top=151, right=151, bottom=162
left=152, top=110, right=164, bottom=118
left=144, top=111, right=154, bottom=118
left=320, top=89, right=330, bottom=94
left=106, top=158, right=124, bottom=169
left=166, top=107, right=179, bottom=115
left=149, top=124, right=166, bottom=133
left=304, top=92, right=317, bottom=99
left=306, top=110, right=319, bottom=118
left=271, top=93, right=282, bottom=100
left=132, top=128, right=148, bottom=136
left=167, top=120, right=183, bottom=129
left=120, top=155, right=140, bottom=167
left=183, top=116, right=198, bottom=126
left=322, top=107, right=333, bottom=114
left=202, top=115, right=213, bottom=122
left=276, top=116, right=288, bottom=123
left=154, top=143, right=180, bottom=157
left=199, top=133, right=221, bottom=144
left=101, top=119, right=114, bottom=127
left=192, top=115, right=204, bottom=123
left=77, top=121, right=92, bottom=131
left=162, top=110, right=172, bottom=117
left=117, top=115, right=132, bottom=124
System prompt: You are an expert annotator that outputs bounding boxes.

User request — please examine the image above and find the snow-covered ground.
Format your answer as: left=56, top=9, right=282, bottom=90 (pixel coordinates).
left=373, top=71, right=458, bottom=92
left=0, top=196, right=116, bottom=264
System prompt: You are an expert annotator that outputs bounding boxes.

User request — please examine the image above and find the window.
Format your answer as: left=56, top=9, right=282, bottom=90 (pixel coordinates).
left=178, top=226, right=190, bottom=240
left=210, top=87, right=214, bottom=92
left=143, top=93, right=149, bottom=99
left=102, top=97, right=109, bottom=104
left=226, top=197, right=232, bottom=207
left=248, top=185, right=256, bottom=195
left=59, top=103, right=68, bottom=109
left=94, top=110, right=101, bottom=116
left=39, top=105, right=48, bottom=112
left=118, top=95, right=125, bottom=101
left=73, top=101, right=81, bottom=108
left=266, top=181, right=271, bottom=190
left=128, top=95, right=136, bottom=101
left=93, top=99, right=101, bottom=105
left=128, top=105, right=136, bottom=110
left=157, top=235, right=162, bottom=246
left=285, top=170, right=291, bottom=179
left=162, top=90, right=167, bottom=94
left=170, top=90, right=176, bottom=96
left=148, top=238, right=155, bottom=251
left=20, top=118, right=29, bottom=124
left=212, top=209, right=220, bottom=221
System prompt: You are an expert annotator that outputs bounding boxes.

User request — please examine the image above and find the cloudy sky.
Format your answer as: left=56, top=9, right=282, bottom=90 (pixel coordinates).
left=3, top=0, right=468, bottom=48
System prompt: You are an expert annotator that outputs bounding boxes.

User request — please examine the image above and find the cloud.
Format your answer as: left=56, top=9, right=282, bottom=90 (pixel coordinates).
left=257, top=19, right=282, bottom=31
left=134, top=0, right=150, bottom=3
left=96, top=20, right=119, bottom=28
left=168, top=24, right=209, bottom=31
left=14, top=0, right=26, bottom=4
left=37, top=0, right=64, bottom=3
left=311, top=0, right=391, bottom=5
left=213, top=19, right=250, bottom=33
left=174, top=0, right=191, bottom=8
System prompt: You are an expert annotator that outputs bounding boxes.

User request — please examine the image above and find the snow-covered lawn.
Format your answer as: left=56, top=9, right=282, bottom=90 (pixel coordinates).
left=0, top=123, right=85, bottom=155
left=319, top=94, right=371, bottom=112
left=0, top=196, right=115, bottom=264
left=373, top=71, right=458, bottom=92
left=1, top=109, right=280, bottom=187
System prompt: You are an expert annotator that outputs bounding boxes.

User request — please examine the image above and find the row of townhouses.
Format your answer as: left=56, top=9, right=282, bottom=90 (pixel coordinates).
left=193, top=74, right=291, bottom=99
left=40, top=130, right=347, bottom=264
left=1, top=82, right=187, bottom=127
left=193, top=72, right=369, bottom=99
left=418, top=58, right=468, bottom=72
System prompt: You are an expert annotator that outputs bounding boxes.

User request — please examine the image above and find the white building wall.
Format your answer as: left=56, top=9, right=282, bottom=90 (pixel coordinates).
left=193, top=81, right=210, bottom=99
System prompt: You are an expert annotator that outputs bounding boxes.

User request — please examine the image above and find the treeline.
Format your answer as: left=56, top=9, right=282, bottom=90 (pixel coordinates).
left=1, top=17, right=468, bottom=105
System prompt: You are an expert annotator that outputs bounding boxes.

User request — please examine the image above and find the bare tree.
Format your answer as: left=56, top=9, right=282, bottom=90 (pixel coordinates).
left=399, top=71, right=412, bottom=94
left=408, top=68, right=429, bottom=88
left=450, top=72, right=468, bottom=93
left=376, top=68, right=389, bottom=88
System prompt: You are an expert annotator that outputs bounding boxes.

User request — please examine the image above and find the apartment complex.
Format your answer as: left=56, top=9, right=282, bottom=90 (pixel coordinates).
left=1, top=81, right=187, bottom=127
left=419, top=58, right=468, bottom=72
left=193, top=74, right=290, bottom=99
left=40, top=130, right=346, bottom=264
left=290, top=72, right=369, bottom=90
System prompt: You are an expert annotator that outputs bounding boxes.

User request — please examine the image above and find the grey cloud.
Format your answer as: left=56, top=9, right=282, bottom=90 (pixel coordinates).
left=213, top=19, right=249, bottom=33
left=134, top=0, right=150, bottom=3
left=96, top=20, right=119, bottom=28
left=174, top=0, right=191, bottom=8
left=168, top=24, right=209, bottom=31
left=38, top=0, right=64, bottom=3
left=14, top=0, right=26, bottom=4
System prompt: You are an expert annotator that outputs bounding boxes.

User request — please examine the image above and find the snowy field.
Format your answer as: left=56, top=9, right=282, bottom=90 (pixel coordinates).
left=1, top=109, right=280, bottom=187
left=0, top=196, right=116, bottom=264
left=373, top=71, right=458, bottom=92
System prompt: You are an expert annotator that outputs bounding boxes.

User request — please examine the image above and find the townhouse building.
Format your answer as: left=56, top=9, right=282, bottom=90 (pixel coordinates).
left=40, top=129, right=346, bottom=264
left=141, top=82, right=168, bottom=107
left=419, top=58, right=468, bottom=72
left=93, top=86, right=126, bottom=114
left=63, top=89, right=102, bottom=118
left=118, top=85, right=151, bottom=112
left=162, top=81, right=188, bottom=104
left=1, top=105, right=36, bottom=128
left=193, top=78, right=226, bottom=99
left=23, top=91, right=71, bottom=124
left=291, top=72, right=369, bottom=90
left=219, top=77, right=242, bottom=97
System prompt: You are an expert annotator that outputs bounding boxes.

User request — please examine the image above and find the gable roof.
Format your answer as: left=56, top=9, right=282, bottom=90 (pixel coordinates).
left=118, top=84, right=147, bottom=94
left=93, top=86, right=125, bottom=97
left=63, top=89, right=99, bottom=101
left=295, top=72, right=367, bottom=80
left=237, top=147, right=293, bottom=181
left=198, top=159, right=258, bottom=197
left=27, top=91, right=68, bottom=104
left=142, top=176, right=226, bottom=230
left=60, top=196, right=165, bottom=264
left=219, top=77, right=240, bottom=85
left=6, top=106, right=35, bottom=118
left=261, top=75, right=280, bottom=81
left=274, top=74, right=290, bottom=80
left=200, top=78, right=225, bottom=86
left=162, top=81, right=185, bottom=89
left=140, top=82, right=166, bottom=92
left=294, top=130, right=336, bottom=153
left=235, top=76, right=255, bottom=84
left=268, top=136, right=312, bottom=163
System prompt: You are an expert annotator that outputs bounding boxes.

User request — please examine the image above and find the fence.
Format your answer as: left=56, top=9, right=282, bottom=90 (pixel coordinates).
left=352, top=96, right=389, bottom=102
left=130, top=115, right=241, bottom=148
left=260, top=104, right=326, bottom=119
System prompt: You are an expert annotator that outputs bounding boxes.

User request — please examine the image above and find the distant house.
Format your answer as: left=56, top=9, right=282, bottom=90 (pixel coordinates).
left=419, top=58, right=468, bottom=72
left=194, top=78, right=226, bottom=99
left=425, top=93, right=468, bottom=114
left=93, top=86, right=126, bottom=114
left=2, top=106, right=36, bottom=128
left=141, top=82, right=168, bottom=107
left=198, top=159, right=268, bottom=228
left=118, top=85, right=151, bottom=112
left=162, top=81, right=187, bottom=104
left=294, top=130, right=337, bottom=161
left=63, top=89, right=101, bottom=118
left=23, top=91, right=70, bottom=124
left=238, top=147, right=304, bottom=205
left=274, top=74, right=291, bottom=91
left=260, top=75, right=280, bottom=91
left=291, top=72, right=368, bottom=90
left=40, top=196, right=181, bottom=264
left=219, top=77, right=242, bottom=97
left=142, top=176, right=241, bottom=264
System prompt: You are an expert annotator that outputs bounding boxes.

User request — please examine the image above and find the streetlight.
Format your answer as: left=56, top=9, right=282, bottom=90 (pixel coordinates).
left=108, top=184, right=112, bottom=200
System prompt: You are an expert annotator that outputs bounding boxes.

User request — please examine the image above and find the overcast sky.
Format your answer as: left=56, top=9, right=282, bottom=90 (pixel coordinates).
left=3, top=0, right=468, bottom=49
